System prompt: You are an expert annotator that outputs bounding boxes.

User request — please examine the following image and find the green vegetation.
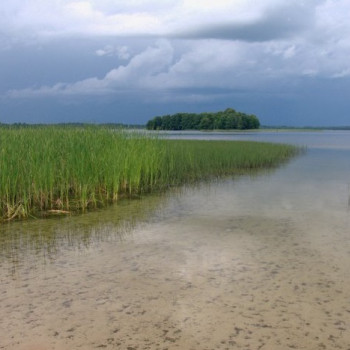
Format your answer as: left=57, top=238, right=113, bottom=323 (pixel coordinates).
left=146, top=108, right=260, bottom=130
left=0, top=122, right=145, bottom=129
left=0, top=125, right=299, bottom=221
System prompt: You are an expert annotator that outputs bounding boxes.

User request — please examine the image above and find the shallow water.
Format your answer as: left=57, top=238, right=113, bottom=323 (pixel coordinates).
left=1, top=131, right=350, bottom=349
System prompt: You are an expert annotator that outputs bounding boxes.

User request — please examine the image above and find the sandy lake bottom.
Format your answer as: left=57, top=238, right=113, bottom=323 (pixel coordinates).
left=1, top=132, right=350, bottom=349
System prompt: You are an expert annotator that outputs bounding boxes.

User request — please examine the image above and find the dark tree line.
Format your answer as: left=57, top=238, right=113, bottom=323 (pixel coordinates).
left=146, top=108, right=260, bottom=130
left=0, top=122, right=144, bottom=129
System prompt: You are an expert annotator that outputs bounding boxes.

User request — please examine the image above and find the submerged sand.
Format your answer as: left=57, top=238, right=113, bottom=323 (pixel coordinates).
left=2, top=133, right=350, bottom=349
left=1, top=205, right=349, bottom=349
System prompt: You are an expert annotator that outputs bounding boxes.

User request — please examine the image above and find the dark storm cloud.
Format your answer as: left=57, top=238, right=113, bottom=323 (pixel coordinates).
left=1, top=0, right=350, bottom=126
left=176, top=3, right=315, bottom=42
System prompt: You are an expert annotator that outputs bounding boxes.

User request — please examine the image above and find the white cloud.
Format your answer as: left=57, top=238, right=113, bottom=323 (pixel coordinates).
left=0, top=0, right=164, bottom=40
left=0, top=39, right=302, bottom=99
left=332, top=69, right=350, bottom=79
left=0, top=0, right=322, bottom=41
left=95, top=45, right=130, bottom=59
left=4, top=0, right=350, bottom=102
left=8, top=40, right=174, bottom=97
left=283, top=46, right=296, bottom=59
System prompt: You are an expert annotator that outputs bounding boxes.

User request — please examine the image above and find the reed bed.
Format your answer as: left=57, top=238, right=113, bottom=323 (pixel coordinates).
left=0, top=126, right=300, bottom=221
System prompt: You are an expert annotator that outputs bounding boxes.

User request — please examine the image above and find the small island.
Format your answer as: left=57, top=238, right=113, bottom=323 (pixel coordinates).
left=146, top=108, right=260, bottom=130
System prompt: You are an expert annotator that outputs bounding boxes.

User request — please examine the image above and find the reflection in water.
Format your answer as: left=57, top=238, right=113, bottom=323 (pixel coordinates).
left=0, top=166, right=281, bottom=276
left=0, top=193, right=167, bottom=275
left=1, top=131, right=350, bottom=349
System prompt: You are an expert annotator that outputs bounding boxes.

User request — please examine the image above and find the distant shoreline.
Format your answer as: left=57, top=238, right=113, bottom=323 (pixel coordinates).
left=260, top=126, right=350, bottom=131
left=1, top=122, right=350, bottom=131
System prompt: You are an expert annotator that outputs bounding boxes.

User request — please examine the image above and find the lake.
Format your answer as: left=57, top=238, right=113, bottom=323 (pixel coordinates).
left=1, top=131, right=349, bottom=349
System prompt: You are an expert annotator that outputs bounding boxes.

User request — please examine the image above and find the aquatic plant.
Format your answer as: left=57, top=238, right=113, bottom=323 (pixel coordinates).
left=0, top=126, right=300, bottom=221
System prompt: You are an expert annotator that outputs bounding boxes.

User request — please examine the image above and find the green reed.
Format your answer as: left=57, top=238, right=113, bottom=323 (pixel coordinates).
left=0, top=126, right=300, bottom=221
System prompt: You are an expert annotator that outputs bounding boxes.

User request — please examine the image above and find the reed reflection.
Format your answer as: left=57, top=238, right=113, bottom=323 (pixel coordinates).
left=0, top=193, right=166, bottom=274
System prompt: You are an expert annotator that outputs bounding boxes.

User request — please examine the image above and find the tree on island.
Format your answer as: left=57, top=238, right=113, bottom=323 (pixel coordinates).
left=146, top=108, right=260, bottom=130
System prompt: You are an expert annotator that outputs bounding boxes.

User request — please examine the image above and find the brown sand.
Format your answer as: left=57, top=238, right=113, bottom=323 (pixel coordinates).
left=1, top=208, right=349, bottom=349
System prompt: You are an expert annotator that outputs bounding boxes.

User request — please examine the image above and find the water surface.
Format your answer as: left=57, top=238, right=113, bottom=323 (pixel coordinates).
left=1, top=131, right=349, bottom=349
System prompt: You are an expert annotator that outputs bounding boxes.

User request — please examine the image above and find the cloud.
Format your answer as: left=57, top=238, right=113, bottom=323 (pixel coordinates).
left=0, top=0, right=321, bottom=42
left=0, top=0, right=164, bottom=42
left=1, top=39, right=302, bottom=100
left=8, top=39, right=274, bottom=99
left=4, top=0, right=350, bottom=103
left=95, top=45, right=130, bottom=59
left=7, top=40, right=174, bottom=97
left=175, top=2, right=317, bottom=42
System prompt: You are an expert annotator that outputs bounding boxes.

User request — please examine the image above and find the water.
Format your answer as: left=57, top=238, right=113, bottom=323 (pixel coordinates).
left=1, top=131, right=349, bottom=349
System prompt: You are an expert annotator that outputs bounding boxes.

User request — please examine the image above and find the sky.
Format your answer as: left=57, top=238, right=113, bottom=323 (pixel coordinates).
left=1, top=0, right=350, bottom=126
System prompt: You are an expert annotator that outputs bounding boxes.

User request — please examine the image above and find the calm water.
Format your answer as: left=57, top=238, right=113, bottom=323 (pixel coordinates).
left=1, top=131, right=349, bottom=349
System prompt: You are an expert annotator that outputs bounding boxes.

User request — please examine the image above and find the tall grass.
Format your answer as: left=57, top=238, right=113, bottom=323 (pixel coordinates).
left=0, top=126, right=300, bottom=221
